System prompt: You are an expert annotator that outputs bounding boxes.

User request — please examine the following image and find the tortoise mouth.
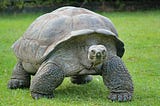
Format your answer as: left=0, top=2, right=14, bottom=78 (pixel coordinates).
left=88, top=55, right=106, bottom=66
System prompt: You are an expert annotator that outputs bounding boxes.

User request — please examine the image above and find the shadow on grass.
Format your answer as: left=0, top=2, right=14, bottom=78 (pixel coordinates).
left=54, top=78, right=109, bottom=101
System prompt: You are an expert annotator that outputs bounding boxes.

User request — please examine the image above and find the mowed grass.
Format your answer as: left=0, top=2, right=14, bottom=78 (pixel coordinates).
left=0, top=10, right=160, bottom=106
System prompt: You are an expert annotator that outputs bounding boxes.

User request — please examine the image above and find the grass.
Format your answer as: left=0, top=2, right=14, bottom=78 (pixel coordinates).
left=0, top=10, right=160, bottom=106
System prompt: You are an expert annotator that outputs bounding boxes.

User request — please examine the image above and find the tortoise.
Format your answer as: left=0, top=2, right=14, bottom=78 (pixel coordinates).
left=8, top=6, right=134, bottom=102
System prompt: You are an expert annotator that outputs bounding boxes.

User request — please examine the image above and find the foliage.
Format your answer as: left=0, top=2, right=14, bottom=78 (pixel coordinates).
left=0, top=0, right=10, bottom=9
left=0, top=0, right=158, bottom=10
left=0, top=10, right=160, bottom=106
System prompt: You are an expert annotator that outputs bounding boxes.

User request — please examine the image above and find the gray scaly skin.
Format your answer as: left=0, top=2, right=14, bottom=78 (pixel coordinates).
left=102, top=55, right=133, bottom=101
left=30, top=62, right=64, bottom=99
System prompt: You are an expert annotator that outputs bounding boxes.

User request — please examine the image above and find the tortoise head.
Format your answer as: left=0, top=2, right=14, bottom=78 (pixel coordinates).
left=88, top=45, right=107, bottom=65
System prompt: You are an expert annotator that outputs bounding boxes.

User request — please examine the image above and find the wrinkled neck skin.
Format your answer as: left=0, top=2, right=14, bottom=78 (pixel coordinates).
left=78, top=50, right=92, bottom=69
left=77, top=43, right=94, bottom=69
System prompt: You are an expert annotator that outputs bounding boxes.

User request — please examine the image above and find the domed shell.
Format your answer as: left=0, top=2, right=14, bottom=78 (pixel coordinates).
left=12, top=6, right=124, bottom=64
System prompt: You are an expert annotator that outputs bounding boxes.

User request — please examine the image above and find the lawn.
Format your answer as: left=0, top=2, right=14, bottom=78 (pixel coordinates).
left=0, top=10, right=160, bottom=106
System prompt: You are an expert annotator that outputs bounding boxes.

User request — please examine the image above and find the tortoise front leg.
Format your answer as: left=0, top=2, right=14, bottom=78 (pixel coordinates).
left=30, top=62, right=64, bottom=99
left=102, top=55, right=134, bottom=102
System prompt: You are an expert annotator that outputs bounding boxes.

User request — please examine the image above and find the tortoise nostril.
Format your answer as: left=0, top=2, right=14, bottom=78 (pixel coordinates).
left=96, top=52, right=101, bottom=58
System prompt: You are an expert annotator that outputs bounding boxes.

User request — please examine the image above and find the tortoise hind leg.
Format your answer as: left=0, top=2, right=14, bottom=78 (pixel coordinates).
left=30, top=62, right=64, bottom=99
left=70, top=75, right=92, bottom=84
left=102, top=55, right=134, bottom=102
left=8, top=61, right=31, bottom=89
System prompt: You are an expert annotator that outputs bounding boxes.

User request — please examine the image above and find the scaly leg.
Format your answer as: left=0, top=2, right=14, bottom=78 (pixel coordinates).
left=102, top=55, right=134, bottom=102
left=30, top=62, right=64, bottom=99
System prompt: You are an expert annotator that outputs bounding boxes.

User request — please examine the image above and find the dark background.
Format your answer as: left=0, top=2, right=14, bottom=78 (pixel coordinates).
left=0, top=0, right=160, bottom=13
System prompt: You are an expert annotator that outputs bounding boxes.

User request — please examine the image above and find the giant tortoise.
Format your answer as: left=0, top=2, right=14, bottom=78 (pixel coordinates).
left=8, top=6, right=134, bottom=102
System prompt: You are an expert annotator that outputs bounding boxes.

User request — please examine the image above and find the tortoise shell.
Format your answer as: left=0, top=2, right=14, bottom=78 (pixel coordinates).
left=12, top=6, right=124, bottom=64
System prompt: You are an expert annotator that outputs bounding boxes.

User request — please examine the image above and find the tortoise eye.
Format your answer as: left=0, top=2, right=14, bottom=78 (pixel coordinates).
left=102, top=50, right=106, bottom=55
left=91, top=50, right=95, bottom=54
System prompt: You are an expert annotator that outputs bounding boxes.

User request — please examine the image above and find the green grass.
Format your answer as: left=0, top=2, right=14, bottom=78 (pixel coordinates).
left=0, top=10, right=160, bottom=106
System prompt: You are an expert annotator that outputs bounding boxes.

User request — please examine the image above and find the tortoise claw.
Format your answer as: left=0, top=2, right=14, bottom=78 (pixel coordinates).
left=31, top=92, right=54, bottom=100
left=8, top=79, right=30, bottom=89
left=108, top=92, right=132, bottom=102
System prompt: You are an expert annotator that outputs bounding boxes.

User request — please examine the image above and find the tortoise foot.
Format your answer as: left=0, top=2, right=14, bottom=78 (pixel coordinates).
left=8, top=79, right=30, bottom=89
left=31, top=92, right=54, bottom=99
